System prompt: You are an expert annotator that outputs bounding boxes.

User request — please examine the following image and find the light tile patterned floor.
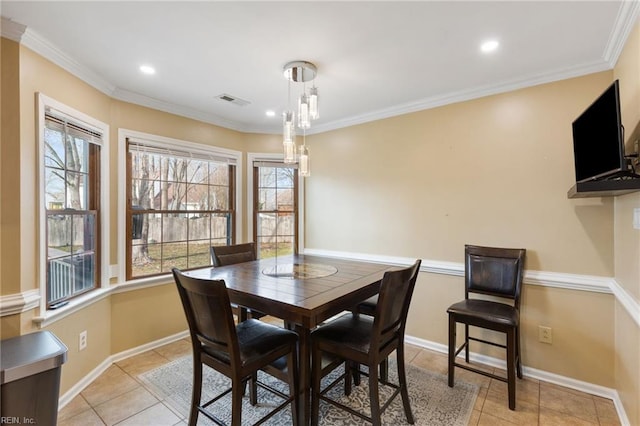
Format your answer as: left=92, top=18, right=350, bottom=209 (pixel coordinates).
left=58, top=326, right=621, bottom=425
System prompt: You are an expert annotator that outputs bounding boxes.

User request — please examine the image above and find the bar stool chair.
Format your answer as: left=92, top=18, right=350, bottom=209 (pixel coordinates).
left=310, top=260, right=421, bottom=426
left=210, top=242, right=264, bottom=322
left=172, top=268, right=299, bottom=426
left=447, top=245, right=526, bottom=410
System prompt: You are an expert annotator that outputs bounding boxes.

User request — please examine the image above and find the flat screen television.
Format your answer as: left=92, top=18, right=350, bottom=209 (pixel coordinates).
left=571, top=80, right=626, bottom=183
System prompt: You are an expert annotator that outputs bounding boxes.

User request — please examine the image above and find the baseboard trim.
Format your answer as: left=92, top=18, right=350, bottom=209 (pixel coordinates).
left=58, top=326, right=629, bottom=424
left=404, top=335, right=630, bottom=425
left=57, top=330, right=189, bottom=409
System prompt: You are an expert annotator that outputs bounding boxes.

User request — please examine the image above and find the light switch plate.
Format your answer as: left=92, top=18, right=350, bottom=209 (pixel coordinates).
left=634, top=208, right=640, bottom=230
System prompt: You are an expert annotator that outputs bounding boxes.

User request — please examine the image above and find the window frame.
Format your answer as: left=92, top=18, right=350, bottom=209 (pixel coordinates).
left=247, top=153, right=305, bottom=256
left=118, top=129, right=243, bottom=283
left=37, top=93, right=110, bottom=313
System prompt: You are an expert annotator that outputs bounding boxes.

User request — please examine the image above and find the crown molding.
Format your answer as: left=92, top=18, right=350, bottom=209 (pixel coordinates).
left=0, top=17, right=26, bottom=42
left=111, top=88, right=246, bottom=132
left=603, top=0, right=640, bottom=68
left=308, top=59, right=612, bottom=135
left=19, top=27, right=116, bottom=96
left=5, top=2, right=636, bottom=136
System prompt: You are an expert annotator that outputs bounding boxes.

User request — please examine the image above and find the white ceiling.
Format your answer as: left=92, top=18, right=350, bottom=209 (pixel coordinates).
left=2, top=1, right=638, bottom=135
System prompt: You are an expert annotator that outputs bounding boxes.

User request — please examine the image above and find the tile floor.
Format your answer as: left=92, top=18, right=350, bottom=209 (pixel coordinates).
left=58, top=326, right=621, bottom=425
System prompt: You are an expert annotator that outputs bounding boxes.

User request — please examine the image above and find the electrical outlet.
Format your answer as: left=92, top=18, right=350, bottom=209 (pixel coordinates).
left=79, top=330, right=87, bottom=351
left=538, top=326, right=552, bottom=344
left=634, top=208, right=640, bottom=230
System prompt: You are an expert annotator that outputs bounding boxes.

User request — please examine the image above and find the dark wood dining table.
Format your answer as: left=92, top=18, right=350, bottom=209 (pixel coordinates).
left=183, top=253, right=396, bottom=425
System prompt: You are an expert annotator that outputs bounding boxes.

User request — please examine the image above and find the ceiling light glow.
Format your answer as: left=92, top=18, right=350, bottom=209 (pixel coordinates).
left=139, top=65, right=156, bottom=75
left=481, top=40, right=499, bottom=53
left=266, top=110, right=276, bottom=117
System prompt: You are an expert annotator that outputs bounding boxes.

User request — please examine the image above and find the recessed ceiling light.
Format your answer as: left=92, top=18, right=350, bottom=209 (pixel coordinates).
left=266, top=110, right=276, bottom=117
left=139, top=65, right=156, bottom=75
left=480, top=40, right=499, bottom=53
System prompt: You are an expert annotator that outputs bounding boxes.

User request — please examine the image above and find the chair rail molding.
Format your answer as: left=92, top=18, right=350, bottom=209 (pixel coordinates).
left=610, top=279, right=640, bottom=328
left=0, top=289, right=40, bottom=317
left=302, top=247, right=640, bottom=327
left=303, top=248, right=613, bottom=294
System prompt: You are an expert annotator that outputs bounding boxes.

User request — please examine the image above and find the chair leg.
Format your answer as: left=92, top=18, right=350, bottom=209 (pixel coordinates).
left=311, top=344, right=322, bottom=426
left=396, top=343, right=415, bottom=424
left=238, top=307, right=248, bottom=323
left=506, top=328, right=517, bottom=411
left=352, top=362, right=361, bottom=386
left=344, top=361, right=352, bottom=396
left=516, top=325, right=523, bottom=379
left=287, top=349, right=300, bottom=426
left=448, top=314, right=456, bottom=388
left=189, top=359, right=202, bottom=426
left=380, top=358, right=389, bottom=384
left=464, top=323, right=470, bottom=363
left=231, top=377, right=244, bottom=426
left=368, top=365, right=382, bottom=426
left=249, top=372, right=258, bottom=405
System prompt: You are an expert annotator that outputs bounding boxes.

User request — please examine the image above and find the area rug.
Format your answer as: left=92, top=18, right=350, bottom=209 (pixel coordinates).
left=139, top=355, right=477, bottom=425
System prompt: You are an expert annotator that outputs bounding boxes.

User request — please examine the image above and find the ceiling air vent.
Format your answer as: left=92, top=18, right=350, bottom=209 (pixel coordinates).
left=215, top=93, right=250, bottom=107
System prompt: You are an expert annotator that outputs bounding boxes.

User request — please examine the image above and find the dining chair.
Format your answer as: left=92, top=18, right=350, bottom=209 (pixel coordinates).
left=172, top=268, right=299, bottom=426
left=351, top=295, right=389, bottom=384
left=447, top=245, right=526, bottom=410
left=310, top=260, right=421, bottom=426
left=210, top=242, right=264, bottom=321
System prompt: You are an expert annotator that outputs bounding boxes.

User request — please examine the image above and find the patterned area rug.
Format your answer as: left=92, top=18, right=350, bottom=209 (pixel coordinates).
left=139, top=355, right=477, bottom=425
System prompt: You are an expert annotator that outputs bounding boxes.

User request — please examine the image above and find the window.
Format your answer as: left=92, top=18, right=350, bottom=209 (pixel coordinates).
left=253, top=162, right=298, bottom=258
left=125, top=138, right=238, bottom=279
left=39, top=96, right=107, bottom=309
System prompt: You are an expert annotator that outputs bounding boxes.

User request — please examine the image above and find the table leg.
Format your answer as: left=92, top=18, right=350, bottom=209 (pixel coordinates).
left=295, top=324, right=311, bottom=426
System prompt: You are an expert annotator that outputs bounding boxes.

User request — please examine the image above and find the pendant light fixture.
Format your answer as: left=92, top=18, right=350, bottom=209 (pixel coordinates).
left=282, top=61, right=319, bottom=176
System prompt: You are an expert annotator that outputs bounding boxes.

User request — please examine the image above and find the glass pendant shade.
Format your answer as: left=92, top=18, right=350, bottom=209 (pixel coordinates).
left=283, top=110, right=295, bottom=143
left=298, top=94, right=310, bottom=129
left=299, top=145, right=310, bottom=176
left=309, top=87, right=319, bottom=120
left=282, top=61, right=318, bottom=177
left=283, top=140, right=296, bottom=164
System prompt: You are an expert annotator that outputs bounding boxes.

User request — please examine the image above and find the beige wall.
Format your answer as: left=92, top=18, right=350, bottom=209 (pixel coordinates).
left=274, top=72, right=617, bottom=387
left=1, top=38, right=22, bottom=298
left=0, top=42, right=247, bottom=394
left=613, top=17, right=640, bottom=426
left=303, top=74, right=616, bottom=275
left=110, top=284, right=186, bottom=354
left=2, top=23, right=638, bottom=414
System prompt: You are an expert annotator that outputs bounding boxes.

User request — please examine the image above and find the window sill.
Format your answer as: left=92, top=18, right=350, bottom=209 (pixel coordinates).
left=32, top=274, right=174, bottom=327
left=110, top=274, right=174, bottom=294
left=33, top=287, right=112, bottom=328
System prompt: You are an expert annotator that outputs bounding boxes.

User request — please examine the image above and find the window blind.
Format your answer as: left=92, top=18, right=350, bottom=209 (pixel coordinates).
left=128, top=139, right=237, bottom=165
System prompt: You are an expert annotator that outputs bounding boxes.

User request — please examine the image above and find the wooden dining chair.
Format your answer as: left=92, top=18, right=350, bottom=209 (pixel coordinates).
left=210, top=242, right=264, bottom=321
left=351, top=295, right=389, bottom=384
left=310, top=260, right=421, bottom=426
left=447, top=245, right=526, bottom=410
left=172, top=268, right=299, bottom=426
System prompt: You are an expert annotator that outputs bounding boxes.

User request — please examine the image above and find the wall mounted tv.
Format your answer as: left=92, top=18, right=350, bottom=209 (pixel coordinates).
left=571, top=80, right=626, bottom=183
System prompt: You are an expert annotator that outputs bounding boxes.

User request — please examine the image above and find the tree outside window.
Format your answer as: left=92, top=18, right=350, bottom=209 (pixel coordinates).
left=254, top=164, right=298, bottom=259
left=126, top=141, right=235, bottom=279
left=44, top=115, right=100, bottom=307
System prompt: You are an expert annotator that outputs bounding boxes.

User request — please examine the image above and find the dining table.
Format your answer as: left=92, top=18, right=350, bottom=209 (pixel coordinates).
left=183, top=253, right=398, bottom=425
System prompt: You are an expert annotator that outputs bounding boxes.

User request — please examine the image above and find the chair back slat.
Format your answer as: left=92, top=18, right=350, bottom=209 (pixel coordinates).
left=172, top=269, right=240, bottom=364
left=210, top=242, right=256, bottom=267
left=373, top=260, right=421, bottom=351
left=464, top=245, right=526, bottom=305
